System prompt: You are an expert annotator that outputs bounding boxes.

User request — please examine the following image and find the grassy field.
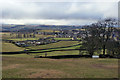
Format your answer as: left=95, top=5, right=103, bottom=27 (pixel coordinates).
left=1, top=32, right=11, bottom=39
left=28, top=44, right=81, bottom=56
left=1, top=39, right=107, bottom=57
left=8, top=38, right=39, bottom=41
left=26, top=41, right=81, bottom=56
left=28, top=41, right=79, bottom=50
left=1, top=40, right=81, bottom=56
left=7, top=37, right=79, bottom=41
left=37, top=30, right=60, bottom=32
left=29, top=50, right=80, bottom=56
left=2, top=41, right=25, bottom=52
left=35, top=34, right=54, bottom=38
left=1, top=40, right=104, bottom=56
left=2, top=55, right=118, bottom=78
left=54, top=38, right=81, bottom=40
left=54, top=38, right=72, bottom=40
left=1, top=32, right=54, bottom=40
left=27, top=41, right=81, bottom=56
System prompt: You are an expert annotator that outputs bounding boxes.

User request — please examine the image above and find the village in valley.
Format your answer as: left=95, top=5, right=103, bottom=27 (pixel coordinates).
left=1, top=1, right=120, bottom=79
left=4, top=29, right=83, bottom=47
left=3, top=25, right=120, bottom=48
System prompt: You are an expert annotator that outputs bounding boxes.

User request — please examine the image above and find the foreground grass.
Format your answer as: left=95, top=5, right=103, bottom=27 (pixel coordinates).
left=2, top=55, right=118, bottom=78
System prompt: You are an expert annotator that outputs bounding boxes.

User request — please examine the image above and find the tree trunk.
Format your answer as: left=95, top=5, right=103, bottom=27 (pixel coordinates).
left=89, top=51, right=94, bottom=56
left=103, top=45, right=105, bottom=55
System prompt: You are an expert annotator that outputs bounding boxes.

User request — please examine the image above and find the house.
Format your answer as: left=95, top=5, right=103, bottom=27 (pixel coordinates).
left=72, top=35, right=77, bottom=40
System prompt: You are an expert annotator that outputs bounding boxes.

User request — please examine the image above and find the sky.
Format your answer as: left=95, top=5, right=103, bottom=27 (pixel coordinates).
left=0, top=0, right=119, bottom=25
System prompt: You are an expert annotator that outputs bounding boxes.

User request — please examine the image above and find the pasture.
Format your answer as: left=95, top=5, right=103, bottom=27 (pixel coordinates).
left=1, top=32, right=54, bottom=40
left=2, top=40, right=81, bottom=56
left=27, top=41, right=79, bottom=50
left=2, top=41, right=24, bottom=52
left=2, top=55, right=118, bottom=78
left=8, top=38, right=39, bottom=41
left=2, top=41, right=118, bottom=78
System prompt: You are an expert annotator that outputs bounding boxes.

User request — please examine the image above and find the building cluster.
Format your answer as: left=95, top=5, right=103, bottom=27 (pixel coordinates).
left=36, top=29, right=86, bottom=39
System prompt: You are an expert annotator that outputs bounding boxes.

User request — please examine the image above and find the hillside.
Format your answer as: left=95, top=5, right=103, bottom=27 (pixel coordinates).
left=1, top=24, right=82, bottom=32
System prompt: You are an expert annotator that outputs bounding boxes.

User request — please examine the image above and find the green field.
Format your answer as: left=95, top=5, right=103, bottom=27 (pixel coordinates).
left=8, top=38, right=39, bottom=41
left=1, top=32, right=11, bottom=39
left=1, top=32, right=54, bottom=40
left=1, top=40, right=105, bottom=56
left=29, top=50, right=80, bottom=56
left=27, top=41, right=79, bottom=50
left=2, top=41, right=24, bottom=52
left=54, top=38, right=72, bottom=40
left=2, top=55, right=118, bottom=78
left=38, top=30, right=60, bottom=32
left=2, top=40, right=81, bottom=56
left=54, top=38, right=81, bottom=40
left=8, top=35, right=54, bottom=41
left=7, top=37, right=79, bottom=41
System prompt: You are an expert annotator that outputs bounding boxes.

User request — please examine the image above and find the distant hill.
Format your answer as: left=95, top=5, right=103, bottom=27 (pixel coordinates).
left=1, top=24, right=82, bottom=32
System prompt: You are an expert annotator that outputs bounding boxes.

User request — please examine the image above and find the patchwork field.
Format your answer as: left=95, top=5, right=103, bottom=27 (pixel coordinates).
left=2, top=55, right=118, bottom=78
left=1, top=33, right=119, bottom=78
left=2, top=41, right=81, bottom=57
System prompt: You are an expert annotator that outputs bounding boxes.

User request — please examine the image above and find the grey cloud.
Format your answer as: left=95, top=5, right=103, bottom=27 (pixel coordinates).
left=1, top=1, right=118, bottom=25
left=2, top=2, right=117, bottom=20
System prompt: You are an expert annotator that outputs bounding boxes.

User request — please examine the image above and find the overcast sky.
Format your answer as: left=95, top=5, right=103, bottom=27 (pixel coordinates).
left=0, top=0, right=119, bottom=25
